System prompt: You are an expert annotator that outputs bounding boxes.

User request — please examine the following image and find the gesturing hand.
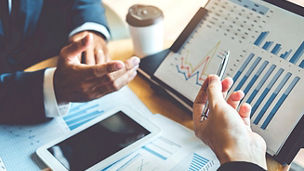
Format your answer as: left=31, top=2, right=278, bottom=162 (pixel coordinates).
left=69, top=31, right=109, bottom=65
left=54, top=34, right=139, bottom=104
left=193, top=75, right=267, bottom=169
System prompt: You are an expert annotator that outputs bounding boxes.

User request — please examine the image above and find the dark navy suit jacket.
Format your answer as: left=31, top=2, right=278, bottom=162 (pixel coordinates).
left=0, top=0, right=108, bottom=123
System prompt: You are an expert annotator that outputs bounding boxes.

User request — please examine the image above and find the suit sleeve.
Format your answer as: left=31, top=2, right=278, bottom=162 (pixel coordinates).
left=218, top=161, right=266, bottom=171
left=68, top=0, right=110, bottom=34
left=0, top=70, right=48, bottom=124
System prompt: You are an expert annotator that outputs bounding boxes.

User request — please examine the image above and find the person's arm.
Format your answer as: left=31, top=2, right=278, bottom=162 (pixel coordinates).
left=193, top=75, right=267, bottom=170
left=43, top=0, right=112, bottom=118
left=0, top=70, right=48, bottom=124
left=0, top=34, right=139, bottom=123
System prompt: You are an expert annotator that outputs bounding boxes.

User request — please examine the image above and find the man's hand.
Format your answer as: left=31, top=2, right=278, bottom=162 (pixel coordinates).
left=54, top=34, right=139, bottom=104
left=193, top=75, right=267, bottom=169
left=69, top=31, right=109, bottom=65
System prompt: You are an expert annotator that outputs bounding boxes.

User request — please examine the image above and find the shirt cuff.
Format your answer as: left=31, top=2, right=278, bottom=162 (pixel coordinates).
left=69, top=22, right=110, bottom=40
left=43, top=68, right=71, bottom=118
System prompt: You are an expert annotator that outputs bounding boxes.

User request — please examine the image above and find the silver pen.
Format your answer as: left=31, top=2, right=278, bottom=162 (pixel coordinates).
left=200, top=50, right=230, bottom=121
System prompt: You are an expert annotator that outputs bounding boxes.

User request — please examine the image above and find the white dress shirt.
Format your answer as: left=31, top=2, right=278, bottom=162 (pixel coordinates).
left=8, top=0, right=110, bottom=117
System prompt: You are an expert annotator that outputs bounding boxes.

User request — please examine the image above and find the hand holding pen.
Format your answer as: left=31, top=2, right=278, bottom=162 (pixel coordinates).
left=201, top=51, right=230, bottom=121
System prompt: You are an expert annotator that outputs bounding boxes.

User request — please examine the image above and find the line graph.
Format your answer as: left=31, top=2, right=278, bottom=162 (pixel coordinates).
left=176, top=41, right=221, bottom=86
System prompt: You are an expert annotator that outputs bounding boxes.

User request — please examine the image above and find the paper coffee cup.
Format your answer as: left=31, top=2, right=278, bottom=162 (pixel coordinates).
left=126, top=4, right=164, bottom=58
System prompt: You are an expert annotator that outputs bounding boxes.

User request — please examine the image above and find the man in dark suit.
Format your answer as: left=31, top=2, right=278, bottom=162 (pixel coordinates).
left=0, top=0, right=139, bottom=123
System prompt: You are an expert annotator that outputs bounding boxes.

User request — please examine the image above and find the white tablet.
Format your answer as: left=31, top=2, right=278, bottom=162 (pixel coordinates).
left=36, top=107, right=161, bottom=171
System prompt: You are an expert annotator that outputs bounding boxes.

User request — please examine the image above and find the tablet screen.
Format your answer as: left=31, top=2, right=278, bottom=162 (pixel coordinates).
left=47, top=111, right=150, bottom=171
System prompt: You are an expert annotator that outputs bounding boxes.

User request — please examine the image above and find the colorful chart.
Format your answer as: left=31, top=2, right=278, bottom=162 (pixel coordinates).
left=176, top=42, right=221, bottom=86
left=154, top=0, right=304, bottom=155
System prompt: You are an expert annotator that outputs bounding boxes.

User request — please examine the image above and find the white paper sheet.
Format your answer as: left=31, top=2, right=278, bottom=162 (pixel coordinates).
left=104, top=114, right=220, bottom=171
left=0, top=86, right=152, bottom=170
left=0, top=118, right=68, bottom=171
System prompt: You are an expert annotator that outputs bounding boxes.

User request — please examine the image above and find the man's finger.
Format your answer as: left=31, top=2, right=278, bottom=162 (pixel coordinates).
left=41, top=168, right=52, bottom=171
left=207, top=75, right=225, bottom=107
left=69, top=31, right=88, bottom=42
left=226, top=90, right=244, bottom=109
left=84, top=47, right=95, bottom=65
left=113, top=68, right=137, bottom=90
left=124, top=57, right=140, bottom=70
left=79, top=60, right=125, bottom=78
left=61, top=34, right=92, bottom=61
left=95, top=49, right=105, bottom=64
left=95, top=68, right=137, bottom=94
left=239, top=103, right=251, bottom=126
left=97, top=64, right=137, bottom=86
left=104, top=47, right=110, bottom=62
left=194, top=77, right=210, bottom=105
left=99, top=57, right=139, bottom=82
left=221, top=77, right=233, bottom=98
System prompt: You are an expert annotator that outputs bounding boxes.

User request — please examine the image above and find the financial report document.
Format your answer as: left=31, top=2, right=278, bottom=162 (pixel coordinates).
left=104, top=114, right=220, bottom=171
left=0, top=87, right=153, bottom=170
left=154, top=0, right=304, bottom=156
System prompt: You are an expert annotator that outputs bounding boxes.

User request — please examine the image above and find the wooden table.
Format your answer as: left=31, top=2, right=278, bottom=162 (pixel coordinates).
left=27, top=38, right=287, bottom=171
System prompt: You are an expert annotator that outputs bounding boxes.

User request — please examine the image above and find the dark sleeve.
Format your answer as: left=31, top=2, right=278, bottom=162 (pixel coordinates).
left=69, top=0, right=110, bottom=34
left=218, top=162, right=266, bottom=171
left=0, top=70, right=48, bottom=124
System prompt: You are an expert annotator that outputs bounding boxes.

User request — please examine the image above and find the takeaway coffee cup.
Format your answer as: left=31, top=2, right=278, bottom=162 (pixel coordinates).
left=126, top=4, right=164, bottom=57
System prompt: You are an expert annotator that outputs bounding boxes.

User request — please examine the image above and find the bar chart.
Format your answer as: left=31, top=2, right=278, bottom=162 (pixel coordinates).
left=260, top=76, right=300, bottom=129
left=63, top=101, right=105, bottom=130
left=254, top=31, right=304, bottom=68
left=231, top=53, right=300, bottom=130
left=253, top=72, right=291, bottom=125
left=188, top=153, right=214, bottom=171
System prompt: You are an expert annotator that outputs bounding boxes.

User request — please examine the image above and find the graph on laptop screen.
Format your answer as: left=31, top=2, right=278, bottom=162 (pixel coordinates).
left=154, top=0, right=304, bottom=155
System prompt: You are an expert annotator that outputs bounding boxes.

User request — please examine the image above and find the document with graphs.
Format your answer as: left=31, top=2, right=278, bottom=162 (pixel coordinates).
left=154, top=0, right=304, bottom=156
